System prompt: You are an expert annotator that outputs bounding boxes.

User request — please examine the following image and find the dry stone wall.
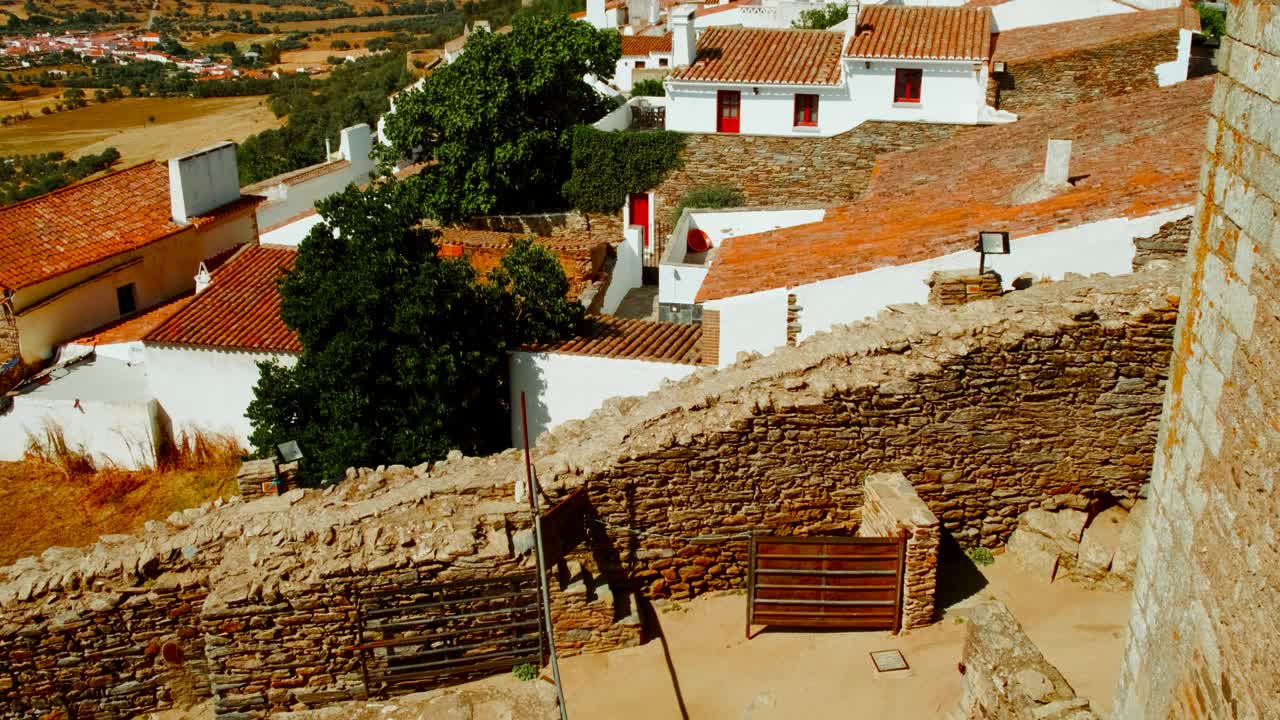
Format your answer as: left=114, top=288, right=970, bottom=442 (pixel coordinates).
left=0, top=303, right=24, bottom=392
left=927, top=270, right=1004, bottom=307
left=1115, top=2, right=1280, bottom=717
left=857, top=473, right=940, bottom=630
left=994, top=30, right=1182, bottom=115
left=1132, top=216, right=1193, bottom=272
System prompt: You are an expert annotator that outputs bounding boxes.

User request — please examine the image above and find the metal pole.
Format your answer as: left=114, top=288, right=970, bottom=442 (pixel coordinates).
left=521, top=392, right=570, bottom=720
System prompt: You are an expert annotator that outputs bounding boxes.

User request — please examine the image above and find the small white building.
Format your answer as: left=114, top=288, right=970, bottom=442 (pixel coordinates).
left=614, top=33, right=672, bottom=92
left=663, top=4, right=1012, bottom=137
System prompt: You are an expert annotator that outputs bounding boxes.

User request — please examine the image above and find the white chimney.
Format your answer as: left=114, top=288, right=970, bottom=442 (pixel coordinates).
left=1044, top=139, right=1072, bottom=186
left=338, top=123, right=373, bottom=171
left=843, top=1, right=861, bottom=50
left=169, top=142, right=240, bottom=225
left=587, top=0, right=607, bottom=28
left=194, top=261, right=211, bottom=294
left=672, top=6, right=697, bottom=68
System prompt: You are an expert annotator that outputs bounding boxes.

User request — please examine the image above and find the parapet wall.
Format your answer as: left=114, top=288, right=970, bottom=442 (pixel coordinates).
left=858, top=473, right=940, bottom=630
left=0, top=267, right=1181, bottom=718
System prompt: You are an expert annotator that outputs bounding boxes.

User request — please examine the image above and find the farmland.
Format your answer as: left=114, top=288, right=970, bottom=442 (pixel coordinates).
left=0, top=95, right=281, bottom=164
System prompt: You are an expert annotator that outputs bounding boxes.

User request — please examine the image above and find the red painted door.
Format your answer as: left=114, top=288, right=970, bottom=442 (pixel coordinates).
left=629, top=192, right=650, bottom=247
left=717, top=90, right=741, bottom=133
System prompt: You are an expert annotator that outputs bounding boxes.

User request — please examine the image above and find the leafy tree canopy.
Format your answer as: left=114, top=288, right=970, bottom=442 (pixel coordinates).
left=383, top=14, right=621, bottom=223
left=246, top=179, right=583, bottom=482
left=792, top=3, right=847, bottom=29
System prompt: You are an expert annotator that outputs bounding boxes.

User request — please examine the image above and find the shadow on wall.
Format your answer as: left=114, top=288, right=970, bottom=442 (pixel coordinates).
left=514, top=357, right=551, bottom=448
left=934, top=531, right=990, bottom=613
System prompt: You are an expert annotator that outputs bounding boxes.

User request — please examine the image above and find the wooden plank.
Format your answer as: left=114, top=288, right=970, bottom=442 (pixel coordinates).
left=364, top=588, right=539, bottom=618
left=352, top=618, right=541, bottom=651
left=893, top=533, right=907, bottom=635
left=368, top=604, right=539, bottom=631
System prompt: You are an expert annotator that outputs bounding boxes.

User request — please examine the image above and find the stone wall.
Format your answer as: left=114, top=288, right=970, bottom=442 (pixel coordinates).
left=0, top=302, right=24, bottom=393
left=458, top=211, right=623, bottom=246
left=1114, top=2, right=1280, bottom=717
left=1131, top=216, right=1193, bottom=272
left=994, top=30, right=1182, bottom=116
left=857, top=473, right=940, bottom=630
left=648, top=122, right=966, bottom=236
left=927, top=270, right=1004, bottom=307
left=957, top=600, right=1099, bottom=719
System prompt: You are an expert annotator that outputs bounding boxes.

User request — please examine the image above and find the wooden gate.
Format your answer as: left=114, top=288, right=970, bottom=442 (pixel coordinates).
left=354, top=572, right=543, bottom=697
left=746, top=535, right=906, bottom=636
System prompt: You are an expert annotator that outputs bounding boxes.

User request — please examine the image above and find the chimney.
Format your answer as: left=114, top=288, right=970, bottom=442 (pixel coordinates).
left=169, top=142, right=240, bottom=225
left=338, top=123, right=373, bottom=170
left=672, top=6, right=697, bottom=68
left=1044, top=139, right=1072, bottom=186
left=194, top=261, right=211, bottom=294
left=843, top=1, right=860, bottom=49
left=587, top=0, right=607, bottom=28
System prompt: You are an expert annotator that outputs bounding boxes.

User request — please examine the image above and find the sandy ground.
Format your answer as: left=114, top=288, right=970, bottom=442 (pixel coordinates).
left=558, top=556, right=1131, bottom=719
left=0, top=96, right=280, bottom=164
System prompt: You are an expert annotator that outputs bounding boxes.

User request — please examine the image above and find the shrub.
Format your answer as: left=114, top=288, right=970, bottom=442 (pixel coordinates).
left=1197, top=2, right=1226, bottom=38
left=512, top=663, right=538, bottom=681
left=793, top=3, right=847, bottom=29
left=631, top=78, right=664, bottom=97
left=330, top=38, right=351, bottom=49
left=23, top=422, right=95, bottom=480
left=671, top=183, right=743, bottom=221
left=562, top=125, right=685, bottom=213
left=965, top=546, right=995, bottom=567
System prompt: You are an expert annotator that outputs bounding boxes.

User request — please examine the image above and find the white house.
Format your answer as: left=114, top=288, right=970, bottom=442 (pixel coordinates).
left=663, top=4, right=1012, bottom=137
left=243, top=124, right=376, bottom=247
left=661, top=78, right=1211, bottom=365
left=0, top=143, right=262, bottom=391
left=614, top=33, right=672, bottom=92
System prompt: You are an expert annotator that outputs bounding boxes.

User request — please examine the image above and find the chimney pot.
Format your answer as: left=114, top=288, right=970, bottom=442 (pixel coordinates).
left=195, top=261, right=212, bottom=294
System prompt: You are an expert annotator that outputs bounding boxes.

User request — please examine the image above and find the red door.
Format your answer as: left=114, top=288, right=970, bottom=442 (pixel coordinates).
left=628, top=192, right=650, bottom=247
left=717, top=90, right=740, bottom=133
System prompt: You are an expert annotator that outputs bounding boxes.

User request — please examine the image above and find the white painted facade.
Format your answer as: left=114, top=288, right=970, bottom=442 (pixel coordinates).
left=248, top=124, right=375, bottom=247
left=613, top=51, right=672, bottom=93
left=986, top=0, right=1134, bottom=32
left=145, top=345, right=298, bottom=446
left=593, top=96, right=667, bottom=131
left=702, top=207, right=1193, bottom=365
left=602, top=226, right=646, bottom=315
left=1156, top=29, right=1194, bottom=87
left=508, top=350, right=697, bottom=446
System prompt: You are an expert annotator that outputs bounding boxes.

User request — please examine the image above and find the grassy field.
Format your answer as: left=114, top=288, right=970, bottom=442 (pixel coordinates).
left=0, top=85, right=64, bottom=118
left=0, top=95, right=281, bottom=164
left=270, top=13, right=435, bottom=31
left=0, top=458, right=238, bottom=567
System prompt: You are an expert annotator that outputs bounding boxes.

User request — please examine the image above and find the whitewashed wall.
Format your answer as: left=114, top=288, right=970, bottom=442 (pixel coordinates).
left=260, top=212, right=325, bottom=247
left=844, top=59, right=987, bottom=125
left=989, top=0, right=1133, bottom=31
left=145, top=345, right=299, bottom=447
left=12, top=213, right=256, bottom=363
left=1156, top=29, right=1194, bottom=87
left=613, top=52, right=672, bottom=92
left=665, top=82, right=857, bottom=136
left=0, top=358, right=160, bottom=470
left=508, top=351, right=697, bottom=446
left=252, top=124, right=374, bottom=241
left=603, top=226, right=646, bottom=314
left=703, top=287, right=789, bottom=365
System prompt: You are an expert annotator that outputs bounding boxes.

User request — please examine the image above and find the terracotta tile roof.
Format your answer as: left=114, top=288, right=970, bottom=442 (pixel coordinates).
left=69, top=292, right=195, bottom=347
left=0, top=162, right=262, bottom=292
left=147, top=245, right=300, bottom=353
left=242, top=159, right=352, bottom=194
left=524, top=317, right=702, bottom=364
left=695, top=0, right=746, bottom=17
left=620, top=33, right=672, bottom=56
left=670, top=27, right=844, bottom=86
left=845, top=5, right=993, bottom=61
left=993, top=8, right=1194, bottom=62
left=696, top=78, right=1212, bottom=303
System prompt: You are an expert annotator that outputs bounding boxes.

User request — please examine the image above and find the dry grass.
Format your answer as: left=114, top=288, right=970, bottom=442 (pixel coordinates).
left=0, top=95, right=281, bottom=165
left=0, top=426, right=243, bottom=567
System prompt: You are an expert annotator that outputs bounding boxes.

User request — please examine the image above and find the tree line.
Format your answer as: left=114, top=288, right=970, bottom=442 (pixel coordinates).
left=0, top=148, right=121, bottom=207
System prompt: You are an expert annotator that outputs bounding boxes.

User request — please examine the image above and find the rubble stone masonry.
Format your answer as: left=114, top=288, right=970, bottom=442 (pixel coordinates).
left=857, top=473, right=940, bottom=630
left=0, top=303, right=22, bottom=392
left=1113, top=2, right=1280, bottom=717
left=1131, top=216, right=1194, bottom=272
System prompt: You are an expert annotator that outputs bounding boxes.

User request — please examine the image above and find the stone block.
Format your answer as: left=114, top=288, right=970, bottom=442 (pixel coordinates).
left=1006, top=528, right=1062, bottom=581
left=1072, top=505, right=1129, bottom=582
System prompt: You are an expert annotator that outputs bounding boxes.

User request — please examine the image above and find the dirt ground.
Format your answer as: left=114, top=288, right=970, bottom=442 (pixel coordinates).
left=0, top=95, right=280, bottom=164
left=558, top=556, right=1131, bottom=719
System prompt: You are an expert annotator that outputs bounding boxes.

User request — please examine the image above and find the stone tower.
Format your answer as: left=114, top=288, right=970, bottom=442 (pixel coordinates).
left=1113, top=1, right=1280, bottom=717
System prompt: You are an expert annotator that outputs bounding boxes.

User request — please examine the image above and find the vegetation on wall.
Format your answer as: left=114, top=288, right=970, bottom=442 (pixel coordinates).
left=562, top=125, right=685, bottom=214
left=246, top=180, right=583, bottom=482
left=0, top=148, right=120, bottom=207
left=792, top=3, right=847, bottom=30
left=382, top=15, right=621, bottom=223
left=671, top=183, right=743, bottom=221
left=1195, top=2, right=1226, bottom=38
left=237, top=50, right=413, bottom=184
left=630, top=78, right=665, bottom=97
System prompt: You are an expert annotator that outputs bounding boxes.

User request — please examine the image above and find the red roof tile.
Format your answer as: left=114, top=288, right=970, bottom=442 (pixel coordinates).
left=69, top=292, right=195, bottom=347
left=0, top=162, right=261, bottom=292
left=845, top=5, right=993, bottom=61
left=620, top=33, right=672, bottom=56
left=670, top=27, right=844, bottom=86
left=993, top=8, right=1193, bottom=62
left=696, top=78, right=1212, bottom=303
left=147, top=245, right=300, bottom=353
left=524, top=317, right=702, bottom=364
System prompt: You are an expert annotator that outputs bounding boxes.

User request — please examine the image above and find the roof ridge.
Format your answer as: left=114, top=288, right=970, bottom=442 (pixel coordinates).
left=0, top=160, right=162, bottom=216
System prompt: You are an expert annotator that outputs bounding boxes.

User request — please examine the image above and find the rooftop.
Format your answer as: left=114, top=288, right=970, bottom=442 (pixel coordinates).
left=670, top=27, right=844, bottom=86
left=241, top=158, right=352, bottom=195
left=845, top=5, right=993, bottom=61
left=620, top=33, right=672, bottom=56
left=523, top=317, right=703, bottom=365
left=147, top=244, right=300, bottom=353
left=992, top=7, right=1199, bottom=62
left=696, top=77, right=1212, bottom=303
left=0, top=162, right=261, bottom=292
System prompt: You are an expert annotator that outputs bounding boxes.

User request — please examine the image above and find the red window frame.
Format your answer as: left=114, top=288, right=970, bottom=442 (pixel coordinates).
left=716, top=90, right=741, bottom=133
left=793, top=93, right=818, bottom=127
left=894, top=68, right=922, bottom=104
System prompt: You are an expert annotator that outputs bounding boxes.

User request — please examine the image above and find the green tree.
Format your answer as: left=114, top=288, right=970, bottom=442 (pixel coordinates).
left=792, top=3, right=847, bottom=29
left=630, top=78, right=664, bottom=97
left=246, top=180, right=582, bottom=482
left=383, top=14, right=621, bottom=223
left=1196, top=2, right=1226, bottom=38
